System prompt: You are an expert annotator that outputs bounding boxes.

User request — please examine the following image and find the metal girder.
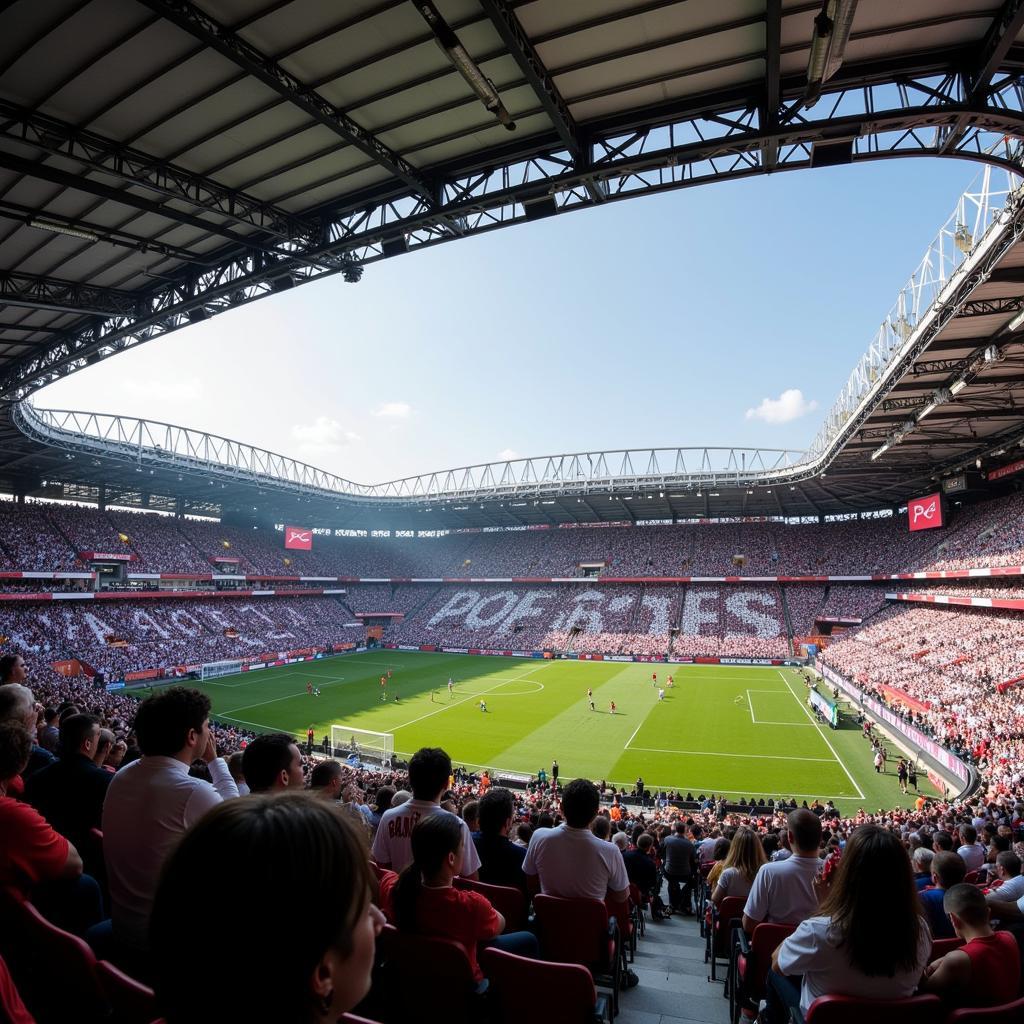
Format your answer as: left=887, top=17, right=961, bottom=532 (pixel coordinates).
left=136, top=0, right=435, bottom=205
left=956, top=296, right=1024, bottom=318
left=4, top=66, right=1024, bottom=399
left=0, top=100, right=320, bottom=245
left=0, top=272, right=138, bottom=317
left=941, top=0, right=1024, bottom=154
left=763, top=0, right=782, bottom=171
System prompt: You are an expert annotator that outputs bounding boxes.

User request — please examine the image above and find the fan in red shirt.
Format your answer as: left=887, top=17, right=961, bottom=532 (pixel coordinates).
left=377, top=811, right=537, bottom=981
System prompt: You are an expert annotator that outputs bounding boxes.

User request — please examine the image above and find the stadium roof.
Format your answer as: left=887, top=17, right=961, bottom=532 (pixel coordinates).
left=3, top=0, right=1024, bottom=527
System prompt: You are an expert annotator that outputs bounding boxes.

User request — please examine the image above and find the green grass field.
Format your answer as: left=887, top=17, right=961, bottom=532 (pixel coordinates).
left=193, top=651, right=939, bottom=814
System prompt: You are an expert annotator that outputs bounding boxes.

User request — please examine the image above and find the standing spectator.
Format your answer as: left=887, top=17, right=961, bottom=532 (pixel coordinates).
left=241, top=733, right=304, bottom=794
left=371, top=747, right=480, bottom=878
left=37, top=707, right=59, bottom=753
left=150, top=793, right=384, bottom=1024
left=101, top=687, right=238, bottom=952
left=226, top=750, right=248, bottom=795
left=309, top=760, right=343, bottom=801
left=0, top=654, right=28, bottom=685
left=742, top=809, right=822, bottom=932
left=765, top=825, right=929, bottom=1023
left=474, top=787, right=526, bottom=891
left=662, top=822, right=698, bottom=915
left=921, top=883, right=1020, bottom=1007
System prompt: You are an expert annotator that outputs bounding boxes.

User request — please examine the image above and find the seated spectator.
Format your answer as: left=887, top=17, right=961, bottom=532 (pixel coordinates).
left=0, top=684, right=54, bottom=781
left=742, top=809, right=822, bottom=932
left=150, top=793, right=384, bottom=1024
left=26, top=713, right=111, bottom=853
left=473, top=787, right=526, bottom=891
left=37, top=706, right=59, bottom=753
left=912, top=847, right=934, bottom=890
left=462, top=799, right=479, bottom=835
left=309, top=760, right=343, bottom=801
left=241, top=733, right=304, bottom=794
left=705, top=836, right=732, bottom=889
left=921, top=851, right=968, bottom=940
left=766, top=825, right=929, bottom=1023
left=921, top=883, right=1021, bottom=1007
left=986, top=851, right=1024, bottom=905
left=371, top=747, right=480, bottom=878
left=712, top=826, right=767, bottom=906
left=957, top=825, right=986, bottom=873
left=591, top=814, right=612, bottom=842
left=102, top=687, right=239, bottom=951
left=379, top=812, right=539, bottom=983
left=622, top=833, right=659, bottom=900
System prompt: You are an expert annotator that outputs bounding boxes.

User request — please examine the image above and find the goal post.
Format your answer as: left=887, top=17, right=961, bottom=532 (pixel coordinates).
left=201, top=659, right=243, bottom=681
left=330, top=724, right=395, bottom=768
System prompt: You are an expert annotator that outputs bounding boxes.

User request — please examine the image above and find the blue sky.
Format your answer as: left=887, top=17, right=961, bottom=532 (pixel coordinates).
left=39, top=157, right=981, bottom=484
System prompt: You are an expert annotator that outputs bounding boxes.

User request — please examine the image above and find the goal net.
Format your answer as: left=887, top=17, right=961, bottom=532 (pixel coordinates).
left=201, top=659, right=243, bottom=681
left=330, top=725, right=394, bottom=768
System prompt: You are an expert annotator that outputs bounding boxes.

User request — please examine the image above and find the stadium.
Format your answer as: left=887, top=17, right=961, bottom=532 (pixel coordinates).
left=2, top=1, right=1024, bottom=1022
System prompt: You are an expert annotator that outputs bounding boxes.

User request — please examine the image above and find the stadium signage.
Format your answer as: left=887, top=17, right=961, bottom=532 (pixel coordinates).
left=907, top=493, right=944, bottom=532
left=79, top=551, right=136, bottom=562
left=284, top=526, right=313, bottom=550
left=986, top=458, right=1024, bottom=481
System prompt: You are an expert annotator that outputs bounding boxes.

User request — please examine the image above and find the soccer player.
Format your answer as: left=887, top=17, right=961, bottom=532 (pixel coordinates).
left=380, top=676, right=386, bottom=689
left=609, top=700, right=616, bottom=715
left=589, top=696, right=595, bottom=711
left=667, top=675, right=674, bottom=688
left=587, top=687, right=593, bottom=699
left=447, top=677, right=454, bottom=698
left=658, top=688, right=665, bottom=702
left=393, top=693, right=399, bottom=703
left=479, top=700, right=488, bottom=713
left=651, top=671, right=657, bottom=686
left=313, top=687, right=320, bottom=697
left=387, top=668, right=392, bottom=680
left=306, top=682, right=313, bottom=696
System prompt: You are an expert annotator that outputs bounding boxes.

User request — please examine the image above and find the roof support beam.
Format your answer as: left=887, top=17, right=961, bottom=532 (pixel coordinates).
left=0, top=272, right=137, bottom=318
left=762, top=0, right=782, bottom=170
left=941, top=0, right=1024, bottom=152
left=137, top=0, right=435, bottom=205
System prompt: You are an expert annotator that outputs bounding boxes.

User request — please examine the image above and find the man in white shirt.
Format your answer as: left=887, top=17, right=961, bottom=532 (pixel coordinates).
left=956, top=825, right=985, bottom=872
left=987, top=851, right=1024, bottom=907
left=742, top=809, right=822, bottom=933
left=371, top=746, right=480, bottom=878
left=102, top=687, right=238, bottom=950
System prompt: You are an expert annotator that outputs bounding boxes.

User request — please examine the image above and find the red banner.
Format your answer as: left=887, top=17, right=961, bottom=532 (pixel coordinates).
left=986, top=458, right=1024, bottom=481
left=284, top=526, right=312, bottom=550
left=907, top=493, right=943, bottom=532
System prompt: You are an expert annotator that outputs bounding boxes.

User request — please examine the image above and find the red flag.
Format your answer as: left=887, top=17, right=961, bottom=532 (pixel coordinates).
left=284, top=526, right=312, bottom=550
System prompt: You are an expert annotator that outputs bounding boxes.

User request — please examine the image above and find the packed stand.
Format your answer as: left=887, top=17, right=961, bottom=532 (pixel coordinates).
left=782, top=585, right=826, bottom=635
left=0, top=500, right=78, bottom=570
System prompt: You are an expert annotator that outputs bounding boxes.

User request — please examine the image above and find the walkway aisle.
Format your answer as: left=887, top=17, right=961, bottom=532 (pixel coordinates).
left=618, top=908, right=731, bottom=1024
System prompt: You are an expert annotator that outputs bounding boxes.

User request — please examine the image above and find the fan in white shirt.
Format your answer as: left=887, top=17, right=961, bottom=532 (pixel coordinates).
left=102, top=688, right=239, bottom=949
left=371, top=746, right=480, bottom=878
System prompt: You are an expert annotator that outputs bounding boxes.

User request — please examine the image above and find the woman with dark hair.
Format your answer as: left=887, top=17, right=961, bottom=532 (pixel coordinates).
left=379, top=811, right=538, bottom=983
left=765, top=824, right=930, bottom=1022
left=705, top=837, right=733, bottom=889
left=150, top=793, right=384, bottom=1024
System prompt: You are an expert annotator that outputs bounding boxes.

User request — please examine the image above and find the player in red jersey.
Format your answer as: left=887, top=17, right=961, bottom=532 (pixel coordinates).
left=667, top=675, right=674, bottom=688
left=651, top=671, right=657, bottom=687
left=609, top=700, right=617, bottom=714
left=306, top=681, right=313, bottom=696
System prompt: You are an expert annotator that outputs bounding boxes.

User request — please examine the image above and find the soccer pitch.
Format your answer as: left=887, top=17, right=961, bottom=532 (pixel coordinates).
left=194, top=651, right=938, bottom=813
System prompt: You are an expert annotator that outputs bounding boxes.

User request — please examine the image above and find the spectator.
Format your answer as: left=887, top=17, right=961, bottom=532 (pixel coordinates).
left=309, top=760, right=343, bottom=801
left=662, top=821, right=698, bottom=915
left=150, top=793, right=384, bottom=1023
left=101, top=687, right=239, bottom=952
left=705, top=836, right=732, bottom=889
left=921, top=883, right=1021, bottom=1007
left=379, top=812, right=539, bottom=982
left=920, top=851, right=968, bottom=940
left=226, top=750, right=248, bottom=795
left=712, top=826, right=767, bottom=906
left=37, top=706, right=59, bottom=752
left=957, top=825, right=986, bottom=872
left=742, top=809, right=822, bottom=932
left=94, top=727, right=115, bottom=770
left=766, top=825, right=929, bottom=1023
left=371, top=747, right=480, bottom=878
left=622, top=832, right=659, bottom=900
left=0, top=683, right=54, bottom=781
left=912, top=847, right=935, bottom=890
left=25, top=713, right=111, bottom=854
left=369, top=786, right=395, bottom=829
left=0, top=653, right=28, bottom=685
left=241, top=733, right=304, bottom=794
left=474, top=787, right=527, bottom=891
left=986, top=851, right=1024, bottom=905
left=462, top=799, right=479, bottom=835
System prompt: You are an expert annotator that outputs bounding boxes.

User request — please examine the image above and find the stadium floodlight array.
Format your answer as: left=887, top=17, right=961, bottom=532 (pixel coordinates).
left=330, top=725, right=394, bottom=768
left=200, top=659, right=243, bottom=681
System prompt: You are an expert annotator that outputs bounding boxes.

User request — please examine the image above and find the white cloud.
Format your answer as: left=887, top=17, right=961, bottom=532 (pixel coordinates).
left=290, top=417, right=361, bottom=456
left=745, top=388, right=818, bottom=424
left=374, top=401, right=412, bottom=419
left=497, top=448, right=520, bottom=461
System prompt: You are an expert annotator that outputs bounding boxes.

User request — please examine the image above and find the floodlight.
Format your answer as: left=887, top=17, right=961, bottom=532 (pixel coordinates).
left=28, top=217, right=99, bottom=242
left=1008, top=310, right=1024, bottom=332
left=804, top=0, right=858, bottom=107
left=949, top=377, right=969, bottom=395
left=870, top=442, right=890, bottom=461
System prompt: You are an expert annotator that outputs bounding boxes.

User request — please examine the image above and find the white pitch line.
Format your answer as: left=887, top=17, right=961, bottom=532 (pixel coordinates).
left=628, top=745, right=838, bottom=764
left=778, top=670, right=865, bottom=799
left=221, top=674, right=349, bottom=715
left=388, top=664, right=553, bottom=732
left=624, top=721, right=644, bottom=749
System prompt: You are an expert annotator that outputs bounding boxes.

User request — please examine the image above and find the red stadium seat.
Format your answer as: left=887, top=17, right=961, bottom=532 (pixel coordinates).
left=730, top=922, right=797, bottom=1024
left=0, top=954, right=34, bottom=1024
left=481, top=947, right=610, bottom=1023
left=95, top=960, right=157, bottom=1024
left=705, top=895, right=745, bottom=983
left=453, top=876, right=528, bottom=932
left=964, top=871, right=981, bottom=885
left=372, top=923, right=483, bottom=1023
left=532, top=895, right=621, bottom=1016
left=946, top=997, right=1024, bottom=1023
left=802, top=994, right=942, bottom=1024
left=928, top=936, right=965, bottom=962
